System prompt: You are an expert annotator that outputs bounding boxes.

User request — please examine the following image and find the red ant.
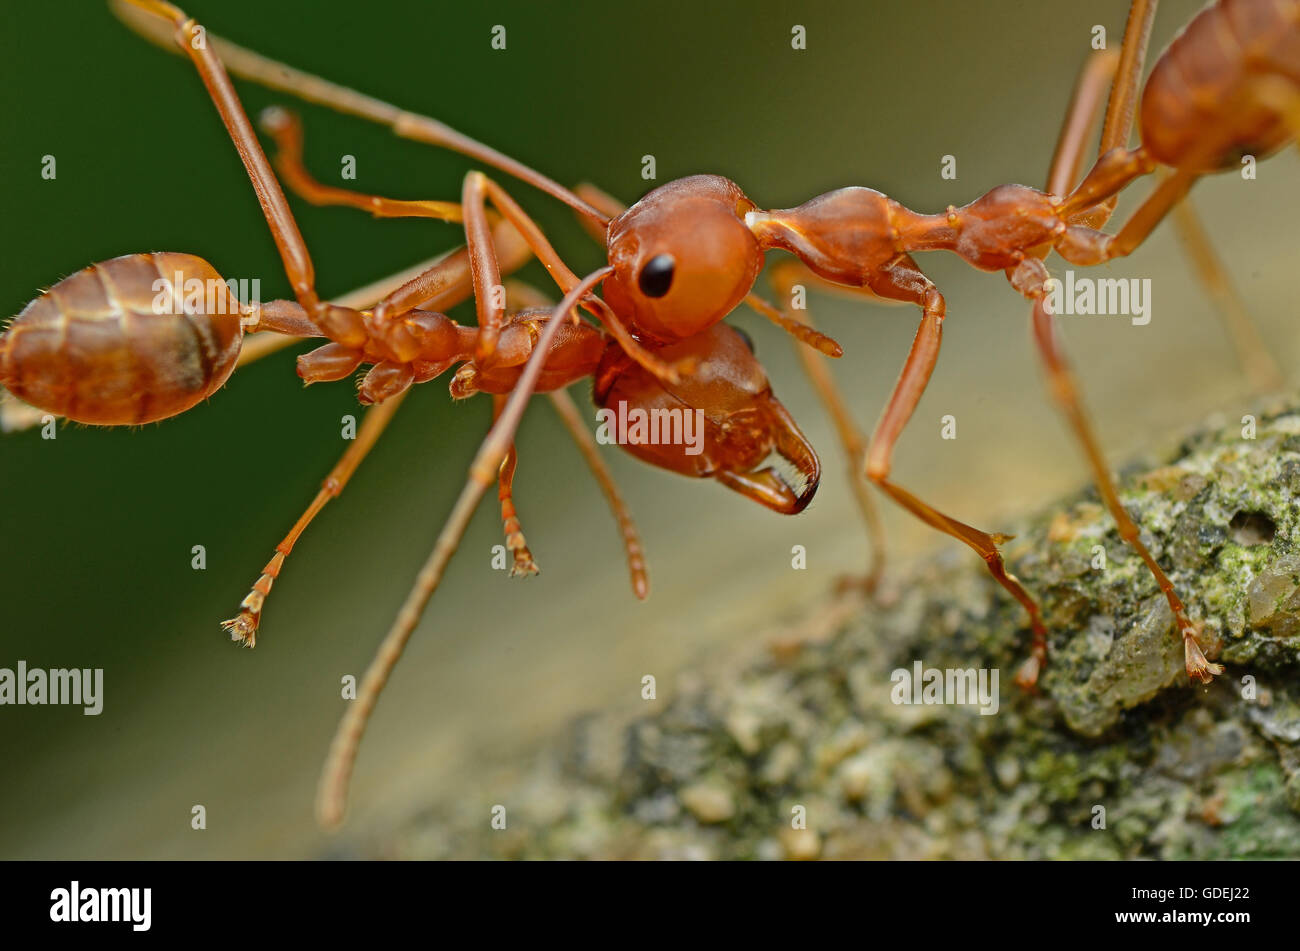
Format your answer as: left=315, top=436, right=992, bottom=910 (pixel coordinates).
left=3, top=0, right=1298, bottom=826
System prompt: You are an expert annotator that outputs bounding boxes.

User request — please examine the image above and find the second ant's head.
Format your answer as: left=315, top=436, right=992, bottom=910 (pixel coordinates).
left=602, top=176, right=764, bottom=343
left=594, top=323, right=819, bottom=514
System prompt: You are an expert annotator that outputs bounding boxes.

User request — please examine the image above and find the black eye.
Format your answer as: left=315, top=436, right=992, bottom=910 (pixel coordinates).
left=732, top=326, right=756, bottom=354
left=637, top=254, right=675, bottom=298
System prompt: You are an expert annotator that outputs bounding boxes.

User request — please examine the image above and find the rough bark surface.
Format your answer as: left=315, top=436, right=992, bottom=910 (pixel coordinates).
left=380, top=396, right=1300, bottom=859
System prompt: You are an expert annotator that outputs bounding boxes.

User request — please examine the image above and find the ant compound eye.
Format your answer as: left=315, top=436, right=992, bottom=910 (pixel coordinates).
left=637, top=254, right=676, bottom=298
left=732, top=326, right=756, bottom=354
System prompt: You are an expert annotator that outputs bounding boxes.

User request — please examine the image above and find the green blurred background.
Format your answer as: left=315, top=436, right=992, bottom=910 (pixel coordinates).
left=1, top=0, right=1295, bottom=858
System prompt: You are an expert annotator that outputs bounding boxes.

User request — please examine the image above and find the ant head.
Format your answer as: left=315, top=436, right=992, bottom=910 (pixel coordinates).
left=594, top=323, right=820, bottom=514
left=602, top=175, right=764, bottom=343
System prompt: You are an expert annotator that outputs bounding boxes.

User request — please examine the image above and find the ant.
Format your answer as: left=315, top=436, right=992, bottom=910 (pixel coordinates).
left=3, top=0, right=1298, bottom=826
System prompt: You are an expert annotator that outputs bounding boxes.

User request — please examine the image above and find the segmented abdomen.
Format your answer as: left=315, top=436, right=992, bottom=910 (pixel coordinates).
left=1141, top=0, right=1300, bottom=170
left=0, top=252, right=243, bottom=425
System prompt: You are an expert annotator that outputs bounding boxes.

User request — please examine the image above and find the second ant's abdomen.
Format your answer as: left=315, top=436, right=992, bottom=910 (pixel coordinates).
left=0, top=252, right=244, bottom=425
left=1140, top=0, right=1300, bottom=171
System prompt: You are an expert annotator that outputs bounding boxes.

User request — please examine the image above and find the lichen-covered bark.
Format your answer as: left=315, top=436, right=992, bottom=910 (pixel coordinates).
left=384, top=397, right=1300, bottom=859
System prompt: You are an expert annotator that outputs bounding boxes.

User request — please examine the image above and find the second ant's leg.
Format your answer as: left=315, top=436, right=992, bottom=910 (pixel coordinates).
left=1051, top=2, right=1159, bottom=224
left=259, top=108, right=536, bottom=361
left=1052, top=0, right=1161, bottom=223
left=1045, top=42, right=1281, bottom=393
left=1046, top=50, right=1120, bottom=199
left=1171, top=196, right=1283, bottom=392
left=459, top=175, right=689, bottom=386
left=260, top=108, right=463, bottom=222
left=1099, top=0, right=1157, bottom=152
left=492, top=394, right=539, bottom=576
left=742, top=292, right=843, bottom=357
left=500, top=281, right=649, bottom=599
left=315, top=267, right=611, bottom=828
left=223, top=390, right=409, bottom=646
left=121, top=1, right=370, bottom=350
left=1010, top=258, right=1224, bottom=684
left=1059, top=166, right=1200, bottom=266
left=861, top=258, right=1048, bottom=684
left=236, top=250, right=471, bottom=368
left=474, top=176, right=691, bottom=386
left=112, top=0, right=608, bottom=227
left=1059, top=72, right=1300, bottom=266
left=763, top=260, right=885, bottom=592
left=547, top=387, right=650, bottom=600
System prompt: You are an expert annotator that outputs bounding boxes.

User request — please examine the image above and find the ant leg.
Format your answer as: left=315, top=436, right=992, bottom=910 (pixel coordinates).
left=467, top=174, right=691, bottom=385
left=1011, top=257, right=1223, bottom=684
left=1061, top=72, right=1299, bottom=265
left=1074, top=0, right=1161, bottom=226
left=236, top=251, right=465, bottom=369
left=1080, top=166, right=1200, bottom=264
left=462, top=173, right=511, bottom=365
left=492, top=394, right=540, bottom=576
left=461, top=172, right=594, bottom=366
left=1057, top=165, right=1209, bottom=270
left=259, top=108, right=462, bottom=222
left=1045, top=44, right=1280, bottom=391
left=497, top=279, right=650, bottom=598
left=1046, top=50, right=1120, bottom=199
left=1171, top=197, right=1284, bottom=392
left=315, top=266, right=611, bottom=827
left=369, top=226, right=533, bottom=331
left=760, top=260, right=885, bottom=593
left=1157, top=78, right=1300, bottom=393
left=116, top=2, right=529, bottom=370
left=548, top=387, right=650, bottom=600
left=861, top=257, right=1048, bottom=684
left=223, top=390, right=409, bottom=646
left=743, top=293, right=843, bottom=356
left=1057, top=146, right=1156, bottom=220
left=573, top=182, right=627, bottom=240
left=1097, top=1, right=1159, bottom=159
left=114, top=2, right=374, bottom=351
left=1052, top=0, right=1161, bottom=221
left=258, top=107, right=535, bottom=357
left=461, top=173, right=630, bottom=368
left=111, top=0, right=607, bottom=227
left=492, top=278, right=649, bottom=596
left=238, top=329, right=320, bottom=370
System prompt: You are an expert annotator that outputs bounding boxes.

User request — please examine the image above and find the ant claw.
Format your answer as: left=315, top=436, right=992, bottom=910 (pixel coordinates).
left=509, top=554, right=540, bottom=577
left=221, top=612, right=259, bottom=648
left=221, top=586, right=267, bottom=648
left=258, top=104, right=294, bottom=135
left=1013, top=653, right=1043, bottom=691
left=1184, top=633, right=1223, bottom=685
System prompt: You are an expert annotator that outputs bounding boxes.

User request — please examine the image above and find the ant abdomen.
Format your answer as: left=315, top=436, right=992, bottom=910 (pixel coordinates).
left=0, top=252, right=245, bottom=425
